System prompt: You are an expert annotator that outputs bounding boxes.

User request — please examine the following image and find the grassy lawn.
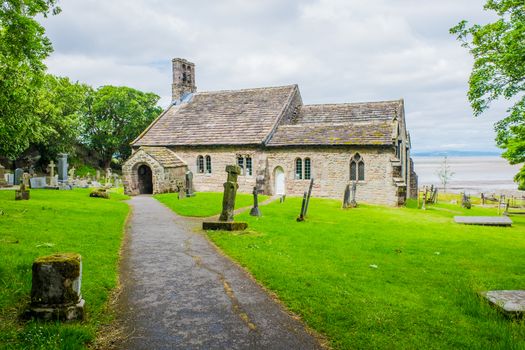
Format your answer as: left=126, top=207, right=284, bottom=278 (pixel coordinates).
left=0, top=189, right=129, bottom=350
left=154, top=191, right=268, bottom=217
left=206, top=196, right=525, bottom=349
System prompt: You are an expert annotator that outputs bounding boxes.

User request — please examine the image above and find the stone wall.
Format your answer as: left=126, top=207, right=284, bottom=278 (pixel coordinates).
left=168, top=145, right=402, bottom=206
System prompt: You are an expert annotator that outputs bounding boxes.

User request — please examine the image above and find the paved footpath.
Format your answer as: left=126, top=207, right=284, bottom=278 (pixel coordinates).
left=116, top=196, right=322, bottom=350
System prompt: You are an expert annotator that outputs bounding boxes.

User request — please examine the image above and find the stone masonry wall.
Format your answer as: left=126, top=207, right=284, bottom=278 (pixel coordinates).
left=169, top=146, right=401, bottom=206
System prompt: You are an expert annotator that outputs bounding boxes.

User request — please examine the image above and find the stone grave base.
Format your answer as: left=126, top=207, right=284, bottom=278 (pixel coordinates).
left=29, top=299, right=85, bottom=321
left=482, top=290, right=524, bottom=317
left=44, top=186, right=60, bottom=190
left=202, top=221, right=248, bottom=231
left=15, top=190, right=30, bottom=200
left=454, top=216, right=512, bottom=226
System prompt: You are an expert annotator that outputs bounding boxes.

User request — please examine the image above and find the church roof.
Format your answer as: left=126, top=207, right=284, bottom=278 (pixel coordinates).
left=267, top=100, right=402, bottom=146
left=133, top=85, right=297, bottom=146
left=139, top=146, right=186, bottom=168
left=132, top=85, right=402, bottom=148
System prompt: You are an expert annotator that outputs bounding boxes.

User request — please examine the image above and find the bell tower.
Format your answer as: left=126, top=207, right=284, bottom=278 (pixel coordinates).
left=172, top=58, right=196, bottom=102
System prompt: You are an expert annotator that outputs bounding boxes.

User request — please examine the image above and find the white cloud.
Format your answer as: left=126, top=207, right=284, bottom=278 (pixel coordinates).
left=41, top=0, right=502, bottom=152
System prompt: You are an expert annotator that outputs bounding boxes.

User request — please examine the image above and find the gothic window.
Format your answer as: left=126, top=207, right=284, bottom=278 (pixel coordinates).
left=304, top=158, right=311, bottom=180
left=237, top=156, right=245, bottom=175
left=295, top=158, right=303, bottom=179
left=197, top=155, right=204, bottom=173
left=205, top=155, right=212, bottom=174
left=350, top=153, right=365, bottom=181
left=246, top=157, right=252, bottom=176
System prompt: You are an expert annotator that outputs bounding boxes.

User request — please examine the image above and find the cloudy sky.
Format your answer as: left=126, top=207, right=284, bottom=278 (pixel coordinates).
left=40, top=0, right=505, bottom=153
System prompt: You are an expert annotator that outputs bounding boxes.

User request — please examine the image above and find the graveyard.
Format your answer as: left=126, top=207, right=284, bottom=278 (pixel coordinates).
left=149, top=191, right=525, bottom=349
left=0, top=189, right=129, bottom=349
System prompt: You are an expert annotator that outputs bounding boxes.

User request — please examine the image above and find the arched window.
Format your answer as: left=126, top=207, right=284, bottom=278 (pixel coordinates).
left=350, top=153, right=365, bottom=181
left=197, top=155, right=204, bottom=173
left=304, top=158, right=311, bottom=180
left=295, top=158, right=303, bottom=179
left=205, top=155, right=212, bottom=174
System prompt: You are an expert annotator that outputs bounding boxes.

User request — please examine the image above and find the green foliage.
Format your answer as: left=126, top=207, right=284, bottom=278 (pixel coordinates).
left=450, top=0, right=525, bottom=186
left=82, top=86, right=162, bottom=167
left=0, top=0, right=60, bottom=159
left=155, top=192, right=268, bottom=217
left=206, top=197, right=525, bottom=349
left=0, top=189, right=129, bottom=349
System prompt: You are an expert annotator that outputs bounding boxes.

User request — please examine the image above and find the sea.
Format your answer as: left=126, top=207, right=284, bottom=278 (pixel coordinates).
left=412, top=156, right=523, bottom=195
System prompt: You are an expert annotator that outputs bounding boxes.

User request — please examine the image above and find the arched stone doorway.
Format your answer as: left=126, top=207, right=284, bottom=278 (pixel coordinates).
left=274, top=166, right=285, bottom=196
left=138, top=164, right=153, bottom=194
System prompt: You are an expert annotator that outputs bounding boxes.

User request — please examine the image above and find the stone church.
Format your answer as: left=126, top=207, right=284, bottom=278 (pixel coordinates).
left=123, top=58, right=417, bottom=206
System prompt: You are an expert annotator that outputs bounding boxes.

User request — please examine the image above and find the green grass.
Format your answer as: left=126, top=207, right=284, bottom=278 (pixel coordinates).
left=0, top=189, right=129, bottom=350
left=206, top=197, right=525, bottom=349
left=154, top=192, right=268, bottom=217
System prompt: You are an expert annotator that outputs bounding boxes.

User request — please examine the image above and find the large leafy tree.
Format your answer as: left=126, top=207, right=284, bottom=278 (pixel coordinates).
left=33, top=74, right=92, bottom=164
left=0, top=0, right=60, bottom=159
left=451, top=0, right=525, bottom=189
left=82, top=86, right=162, bottom=168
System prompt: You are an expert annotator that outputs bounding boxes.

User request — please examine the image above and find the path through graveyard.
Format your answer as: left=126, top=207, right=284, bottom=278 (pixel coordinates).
left=116, top=195, right=321, bottom=350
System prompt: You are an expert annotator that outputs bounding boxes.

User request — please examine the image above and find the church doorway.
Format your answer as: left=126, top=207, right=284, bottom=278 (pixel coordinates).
left=274, top=166, right=285, bottom=196
left=138, top=164, right=153, bottom=194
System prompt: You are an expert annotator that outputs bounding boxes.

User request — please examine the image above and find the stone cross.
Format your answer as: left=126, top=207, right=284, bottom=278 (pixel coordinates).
left=249, top=186, right=262, bottom=217
left=219, top=165, right=241, bottom=222
left=47, top=161, right=56, bottom=178
left=349, top=181, right=357, bottom=208
left=304, top=178, right=314, bottom=215
left=22, top=172, right=30, bottom=187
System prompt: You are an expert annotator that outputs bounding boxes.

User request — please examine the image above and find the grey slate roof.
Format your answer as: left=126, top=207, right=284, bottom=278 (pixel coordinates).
left=133, top=85, right=297, bottom=146
left=139, top=146, right=186, bottom=167
left=267, top=100, right=401, bottom=146
left=132, top=85, right=401, bottom=148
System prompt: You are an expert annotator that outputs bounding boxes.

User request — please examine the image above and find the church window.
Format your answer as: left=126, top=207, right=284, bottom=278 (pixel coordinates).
left=237, top=156, right=245, bottom=175
left=304, top=158, right=311, bottom=180
left=197, top=155, right=204, bottom=173
left=350, top=153, right=365, bottom=181
left=295, top=158, right=303, bottom=179
left=205, top=155, right=212, bottom=174
left=246, top=157, right=253, bottom=176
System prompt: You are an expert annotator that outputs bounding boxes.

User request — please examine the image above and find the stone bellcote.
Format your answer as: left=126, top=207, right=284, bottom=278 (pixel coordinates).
left=172, top=58, right=196, bottom=102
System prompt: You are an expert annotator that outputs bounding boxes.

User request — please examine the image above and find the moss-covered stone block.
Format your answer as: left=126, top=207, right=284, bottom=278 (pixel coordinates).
left=89, top=188, right=109, bottom=199
left=15, top=189, right=30, bottom=200
left=202, top=221, right=248, bottom=231
left=30, top=253, right=84, bottom=321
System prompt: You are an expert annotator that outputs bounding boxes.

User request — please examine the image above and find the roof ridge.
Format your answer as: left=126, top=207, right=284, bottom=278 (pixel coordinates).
left=279, top=120, right=392, bottom=127
left=196, top=84, right=297, bottom=95
left=303, top=99, right=403, bottom=108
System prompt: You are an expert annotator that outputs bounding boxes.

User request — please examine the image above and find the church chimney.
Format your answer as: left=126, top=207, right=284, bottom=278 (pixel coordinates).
left=172, top=58, right=196, bottom=102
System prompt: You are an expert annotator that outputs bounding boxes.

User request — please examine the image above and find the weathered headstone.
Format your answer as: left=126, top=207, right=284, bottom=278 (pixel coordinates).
left=57, top=154, right=68, bottom=183
left=29, top=253, right=84, bottom=321
left=0, top=164, right=8, bottom=187
left=349, top=181, right=357, bottom=208
left=297, top=191, right=308, bottom=222
left=176, top=179, right=185, bottom=199
left=96, top=169, right=101, bottom=181
left=202, top=165, right=247, bottom=231
left=22, top=172, right=31, bottom=187
left=250, top=186, right=262, bottom=217
left=68, top=166, right=76, bottom=180
left=15, top=182, right=30, bottom=200
left=342, top=183, right=351, bottom=209
left=105, top=168, right=112, bottom=184
left=219, top=165, right=241, bottom=222
left=461, top=192, right=471, bottom=209
left=29, top=177, right=47, bottom=189
left=6, top=173, right=14, bottom=186
left=185, top=170, right=194, bottom=197
left=14, top=168, right=23, bottom=186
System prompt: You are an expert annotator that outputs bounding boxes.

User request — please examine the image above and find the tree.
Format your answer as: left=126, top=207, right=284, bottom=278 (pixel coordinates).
left=0, top=0, right=61, bottom=160
left=436, top=156, right=454, bottom=192
left=82, top=86, right=162, bottom=168
left=450, top=0, right=525, bottom=189
left=33, top=75, right=92, bottom=165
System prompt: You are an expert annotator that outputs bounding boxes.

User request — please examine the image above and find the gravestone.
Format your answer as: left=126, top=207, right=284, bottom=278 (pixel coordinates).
left=297, top=191, right=308, bottom=222
left=29, top=177, right=47, bottom=189
left=176, top=179, right=185, bottom=199
left=461, top=192, right=471, bottom=209
left=47, top=161, right=58, bottom=187
left=249, top=186, right=262, bottom=217
left=14, top=168, right=23, bottom=186
left=0, top=165, right=8, bottom=187
left=482, top=290, right=524, bottom=317
left=304, top=178, right=314, bottom=214
left=6, top=173, right=14, bottom=186
left=57, top=154, right=68, bottom=183
left=349, top=181, right=357, bottom=208
left=15, top=182, right=30, bottom=200
left=96, top=170, right=100, bottom=181
left=68, top=166, right=76, bottom=181
left=29, top=253, right=84, bottom=321
left=202, top=165, right=247, bottom=231
left=185, top=170, right=194, bottom=197
left=22, top=172, right=31, bottom=187
left=343, top=183, right=351, bottom=209
left=105, top=168, right=112, bottom=184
